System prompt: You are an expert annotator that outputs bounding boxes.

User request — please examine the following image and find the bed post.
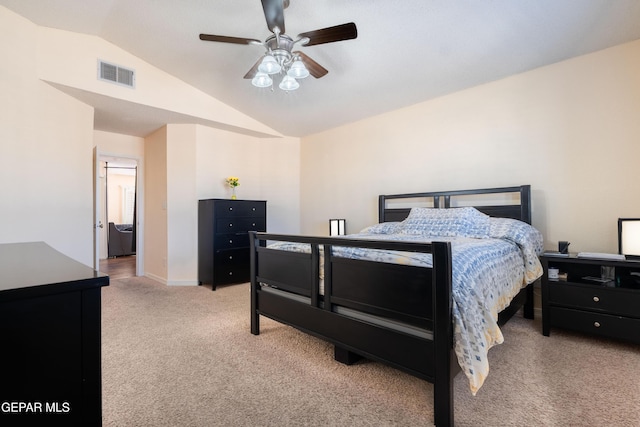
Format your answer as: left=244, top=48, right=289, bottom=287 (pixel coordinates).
left=378, top=195, right=385, bottom=223
left=432, top=241, right=454, bottom=427
left=249, top=231, right=260, bottom=335
left=524, top=281, right=535, bottom=319
left=520, top=185, right=531, bottom=224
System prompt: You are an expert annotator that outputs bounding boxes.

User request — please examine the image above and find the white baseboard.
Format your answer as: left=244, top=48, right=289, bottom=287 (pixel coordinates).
left=143, top=273, right=199, bottom=286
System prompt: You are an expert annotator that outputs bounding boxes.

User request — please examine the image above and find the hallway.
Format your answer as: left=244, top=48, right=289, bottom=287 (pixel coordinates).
left=100, top=255, right=136, bottom=280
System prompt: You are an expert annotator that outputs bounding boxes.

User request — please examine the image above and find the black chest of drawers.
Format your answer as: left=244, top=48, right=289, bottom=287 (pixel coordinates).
left=198, top=199, right=266, bottom=290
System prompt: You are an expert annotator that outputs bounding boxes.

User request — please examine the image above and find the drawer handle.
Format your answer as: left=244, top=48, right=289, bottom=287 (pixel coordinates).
left=229, top=207, right=233, bottom=211
left=593, top=296, right=600, bottom=303
left=252, top=223, right=256, bottom=227
left=594, top=321, right=601, bottom=328
left=229, top=272, right=233, bottom=276
left=252, top=207, right=256, bottom=211
left=229, top=255, right=233, bottom=260
left=229, top=239, right=233, bottom=244
left=229, top=223, right=233, bottom=227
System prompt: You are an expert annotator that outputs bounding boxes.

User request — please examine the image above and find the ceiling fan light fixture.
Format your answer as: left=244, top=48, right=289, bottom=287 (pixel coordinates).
left=251, top=71, right=273, bottom=88
left=200, top=5, right=359, bottom=95
left=287, top=59, right=309, bottom=79
left=279, top=75, right=299, bottom=91
left=258, top=55, right=281, bottom=74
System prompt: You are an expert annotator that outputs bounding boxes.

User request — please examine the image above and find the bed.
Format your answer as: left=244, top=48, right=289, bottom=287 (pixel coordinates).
left=249, top=185, right=543, bottom=426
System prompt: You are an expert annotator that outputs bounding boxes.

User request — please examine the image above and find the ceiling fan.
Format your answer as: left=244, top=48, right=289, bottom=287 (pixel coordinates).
left=199, top=0, right=357, bottom=91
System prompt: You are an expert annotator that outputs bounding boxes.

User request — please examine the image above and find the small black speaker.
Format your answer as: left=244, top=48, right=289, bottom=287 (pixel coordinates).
left=558, top=241, right=570, bottom=254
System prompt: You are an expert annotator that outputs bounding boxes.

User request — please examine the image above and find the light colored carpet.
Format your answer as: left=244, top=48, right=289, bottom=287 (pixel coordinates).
left=102, top=277, right=640, bottom=426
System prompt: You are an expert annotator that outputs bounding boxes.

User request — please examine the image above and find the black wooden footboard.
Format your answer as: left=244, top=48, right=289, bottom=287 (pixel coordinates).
left=249, top=186, right=535, bottom=426
left=249, top=232, right=457, bottom=426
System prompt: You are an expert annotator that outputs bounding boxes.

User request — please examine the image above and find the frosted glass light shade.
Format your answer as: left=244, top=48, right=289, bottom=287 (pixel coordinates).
left=251, top=72, right=272, bottom=88
left=619, top=218, right=640, bottom=258
left=329, top=219, right=346, bottom=236
left=258, top=55, right=281, bottom=74
left=287, top=60, right=309, bottom=79
left=279, top=75, right=299, bottom=91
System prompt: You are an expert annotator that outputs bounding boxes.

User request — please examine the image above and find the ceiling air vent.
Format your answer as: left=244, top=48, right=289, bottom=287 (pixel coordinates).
left=98, top=60, right=136, bottom=88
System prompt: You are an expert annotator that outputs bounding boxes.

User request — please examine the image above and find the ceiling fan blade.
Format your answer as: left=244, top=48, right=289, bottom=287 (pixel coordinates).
left=243, top=58, right=263, bottom=79
left=199, top=34, right=261, bottom=45
left=297, top=22, right=357, bottom=47
left=261, top=0, right=285, bottom=34
left=294, top=51, right=328, bottom=78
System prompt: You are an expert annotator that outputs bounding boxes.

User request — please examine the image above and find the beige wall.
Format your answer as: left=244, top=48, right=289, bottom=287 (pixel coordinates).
left=144, top=127, right=168, bottom=281
left=1, top=6, right=300, bottom=277
left=0, top=9, right=95, bottom=265
left=166, top=125, right=198, bottom=285
left=195, top=126, right=301, bottom=234
left=95, top=131, right=145, bottom=159
left=35, top=21, right=280, bottom=138
left=301, top=40, right=640, bottom=254
left=141, top=124, right=301, bottom=285
left=106, top=173, right=135, bottom=225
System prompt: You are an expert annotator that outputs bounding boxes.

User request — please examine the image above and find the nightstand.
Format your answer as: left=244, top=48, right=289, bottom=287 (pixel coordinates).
left=541, top=254, right=640, bottom=344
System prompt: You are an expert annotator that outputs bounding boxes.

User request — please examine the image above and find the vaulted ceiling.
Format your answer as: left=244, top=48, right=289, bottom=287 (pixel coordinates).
left=3, top=0, right=640, bottom=137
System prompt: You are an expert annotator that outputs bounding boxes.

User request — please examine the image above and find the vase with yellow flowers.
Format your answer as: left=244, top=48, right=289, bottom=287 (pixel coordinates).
left=226, top=176, right=240, bottom=200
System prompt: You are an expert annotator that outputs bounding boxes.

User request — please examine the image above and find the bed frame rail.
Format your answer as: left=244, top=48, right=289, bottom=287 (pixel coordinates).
left=328, top=257, right=433, bottom=328
left=380, top=185, right=532, bottom=224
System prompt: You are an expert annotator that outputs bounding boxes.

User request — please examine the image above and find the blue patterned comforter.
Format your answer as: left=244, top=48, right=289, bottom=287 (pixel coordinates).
left=267, top=213, right=543, bottom=394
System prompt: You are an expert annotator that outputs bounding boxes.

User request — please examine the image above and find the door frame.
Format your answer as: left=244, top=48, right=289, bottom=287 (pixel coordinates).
left=94, top=149, right=144, bottom=276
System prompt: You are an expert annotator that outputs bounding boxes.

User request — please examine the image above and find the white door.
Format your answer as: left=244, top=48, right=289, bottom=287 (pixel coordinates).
left=93, top=147, right=103, bottom=271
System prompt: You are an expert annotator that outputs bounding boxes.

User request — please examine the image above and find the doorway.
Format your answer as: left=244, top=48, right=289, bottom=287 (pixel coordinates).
left=96, top=155, right=142, bottom=278
left=100, top=255, right=136, bottom=279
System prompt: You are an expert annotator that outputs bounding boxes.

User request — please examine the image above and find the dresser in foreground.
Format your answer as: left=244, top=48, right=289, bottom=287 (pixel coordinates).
left=0, top=242, right=109, bottom=426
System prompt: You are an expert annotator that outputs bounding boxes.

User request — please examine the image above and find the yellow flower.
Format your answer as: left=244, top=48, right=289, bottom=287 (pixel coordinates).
left=226, top=176, right=240, bottom=188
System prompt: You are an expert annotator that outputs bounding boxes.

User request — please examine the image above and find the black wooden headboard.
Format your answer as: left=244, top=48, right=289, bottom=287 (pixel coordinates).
left=378, top=185, right=532, bottom=224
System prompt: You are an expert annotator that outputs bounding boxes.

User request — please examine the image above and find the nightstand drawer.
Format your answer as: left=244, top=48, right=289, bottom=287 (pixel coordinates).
left=550, top=307, right=640, bottom=344
left=549, top=283, right=640, bottom=318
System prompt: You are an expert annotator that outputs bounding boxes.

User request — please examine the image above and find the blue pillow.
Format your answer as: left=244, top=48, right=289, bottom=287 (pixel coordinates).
left=399, top=207, right=490, bottom=238
left=359, top=222, right=402, bottom=234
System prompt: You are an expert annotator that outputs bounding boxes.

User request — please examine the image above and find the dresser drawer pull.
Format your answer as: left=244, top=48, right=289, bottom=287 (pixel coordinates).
left=252, top=207, right=256, bottom=211
left=229, top=207, right=233, bottom=211
left=229, top=223, right=233, bottom=227
left=252, top=223, right=256, bottom=227
left=229, top=239, right=233, bottom=244
left=594, top=321, right=601, bottom=328
left=229, top=255, right=233, bottom=260
left=229, top=272, right=233, bottom=276
left=593, top=296, right=600, bottom=303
